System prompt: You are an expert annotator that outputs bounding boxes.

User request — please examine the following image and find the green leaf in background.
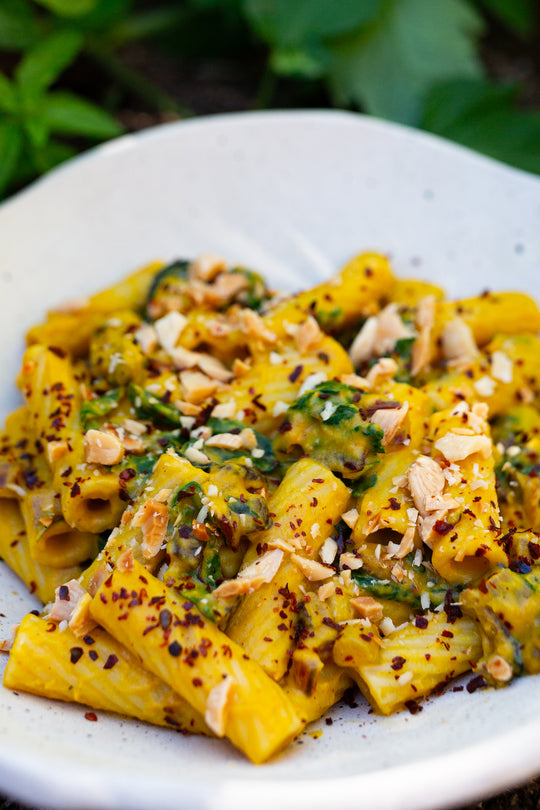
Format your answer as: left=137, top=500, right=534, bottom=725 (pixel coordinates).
left=42, top=91, right=123, bottom=138
left=270, top=44, right=329, bottom=79
left=15, top=29, right=83, bottom=101
left=0, top=122, right=23, bottom=195
left=33, top=0, right=99, bottom=18
left=0, top=75, right=17, bottom=113
left=244, top=0, right=383, bottom=48
left=422, top=78, right=540, bottom=175
left=477, top=0, right=536, bottom=38
left=0, top=0, right=42, bottom=51
left=328, top=0, right=484, bottom=125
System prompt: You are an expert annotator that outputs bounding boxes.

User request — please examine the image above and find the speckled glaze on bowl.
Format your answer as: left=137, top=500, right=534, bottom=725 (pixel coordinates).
left=1, top=111, right=540, bottom=810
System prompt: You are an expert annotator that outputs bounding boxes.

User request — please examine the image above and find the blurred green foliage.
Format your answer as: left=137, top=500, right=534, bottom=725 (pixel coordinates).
left=0, top=0, right=539, bottom=197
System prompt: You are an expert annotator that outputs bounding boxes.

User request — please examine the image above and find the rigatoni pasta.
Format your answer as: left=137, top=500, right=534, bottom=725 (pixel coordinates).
left=2, top=250, right=540, bottom=762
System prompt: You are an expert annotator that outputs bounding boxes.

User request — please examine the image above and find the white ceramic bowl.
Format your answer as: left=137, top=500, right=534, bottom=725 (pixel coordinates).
left=1, top=111, right=540, bottom=810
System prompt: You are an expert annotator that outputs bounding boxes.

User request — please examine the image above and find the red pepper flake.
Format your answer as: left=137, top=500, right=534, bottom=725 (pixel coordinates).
left=391, top=656, right=406, bottom=671
left=103, top=654, right=118, bottom=670
left=404, top=700, right=423, bottom=715
left=414, top=616, right=429, bottom=629
left=263, top=636, right=273, bottom=642
left=478, top=579, right=488, bottom=594
left=433, top=519, right=453, bottom=535
left=83, top=635, right=95, bottom=645
left=70, top=482, right=81, bottom=498
left=168, top=641, right=182, bottom=657
left=289, top=365, right=303, bottom=383
left=119, top=468, right=136, bottom=483
left=466, top=675, right=487, bottom=694
left=85, top=712, right=98, bottom=722
left=441, top=629, right=454, bottom=638
left=70, top=647, right=83, bottom=664
left=192, top=677, right=203, bottom=687
left=88, top=650, right=98, bottom=662
left=312, top=478, right=325, bottom=484
left=58, top=584, right=70, bottom=601
left=388, top=497, right=401, bottom=511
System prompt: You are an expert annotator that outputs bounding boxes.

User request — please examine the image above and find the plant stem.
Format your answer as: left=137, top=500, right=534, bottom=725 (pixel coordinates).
left=86, top=42, right=193, bottom=118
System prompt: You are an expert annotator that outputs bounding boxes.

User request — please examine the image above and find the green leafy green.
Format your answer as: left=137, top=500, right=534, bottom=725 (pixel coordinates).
left=80, top=388, right=121, bottom=430
left=0, top=123, right=23, bottom=196
left=0, top=1, right=42, bottom=51
left=16, top=30, right=84, bottom=101
left=128, top=384, right=183, bottom=429
left=328, top=0, right=484, bottom=125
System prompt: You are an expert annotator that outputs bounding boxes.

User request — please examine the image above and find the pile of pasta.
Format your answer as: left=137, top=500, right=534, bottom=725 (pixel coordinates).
left=2, top=252, right=540, bottom=763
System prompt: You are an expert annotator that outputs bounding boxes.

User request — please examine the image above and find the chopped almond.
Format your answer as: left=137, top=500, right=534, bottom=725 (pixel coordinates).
left=351, top=596, right=383, bottom=621
left=395, top=521, right=417, bottom=559
left=341, top=508, right=359, bottom=530
left=370, top=401, right=409, bottom=446
left=84, top=429, right=124, bottom=466
left=153, top=489, right=172, bottom=504
left=180, top=370, right=220, bottom=404
left=206, top=432, right=243, bottom=450
left=190, top=254, right=227, bottom=282
left=319, top=538, right=337, bottom=565
left=407, top=455, right=446, bottom=517
left=117, top=549, right=134, bottom=572
left=317, top=581, right=336, bottom=601
left=46, top=440, right=68, bottom=464
left=291, top=554, right=334, bottom=581
left=208, top=272, right=248, bottom=305
left=134, top=324, right=158, bottom=356
left=391, top=562, right=405, bottom=583
left=365, top=357, right=398, bottom=389
left=213, top=549, right=284, bottom=597
left=491, top=350, right=513, bottom=383
left=295, top=316, right=322, bottom=353
left=239, top=309, right=277, bottom=344
left=155, top=311, right=187, bottom=352
left=204, top=675, right=235, bottom=737
left=411, top=295, right=436, bottom=376
left=373, top=304, right=415, bottom=356
left=123, top=418, right=146, bottom=436
left=47, top=579, right=87, bottom=623
left=208, top=318, right=232, bottom=338
left=349, top=316, right=378, bottom=365
left=434, top=433, right=491, bottom=463
left=121, top=435, right=145, bottom=454
left=211, top=401, right=236, bottom=419
left=184, top=446, right=211, bottom=465
left=69, top=593, right=97, bottom=638
left=339, top=552, right=363, bottom=571
left=441, top=317, right=478, bottom=368
left=197, top=354, right=233, bottom=382
left=340, top=373, right=370, bottom=390
left=171, top=399, right=202, bottom=416
left=0, top=637, right=13, bottom=653
left=132, top=498, right=169, bottom=559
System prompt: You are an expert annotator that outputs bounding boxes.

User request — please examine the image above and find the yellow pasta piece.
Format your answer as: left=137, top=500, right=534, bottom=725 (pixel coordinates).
left=4, top=614, right=210, bottom=734
left=227, top=459, right=350, bottom=681
left=0, top=499, right=81, bottom=603
left=90, top=559, right=303, bottom=763
left=438, top=291, right=540, bottom=347
left=18, top=344, right=124, bottom=534
left=333, top=612, right=482, bottom=715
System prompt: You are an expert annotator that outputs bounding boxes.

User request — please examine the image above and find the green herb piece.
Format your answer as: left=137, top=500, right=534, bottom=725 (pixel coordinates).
left=128, top=384, right=183, bottom=429
left=80, top=388, right=122, bottom=430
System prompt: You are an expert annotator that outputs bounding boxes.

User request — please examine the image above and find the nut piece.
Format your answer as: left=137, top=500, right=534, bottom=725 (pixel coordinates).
left=213, top=549, right=284, bottom=598
left=180, top=370, right=220, bottom=404
left=295, top=316, right=323, bottom=353
left=132, top=498, right=169, bottom=559
left=84, top=429, right=124, bottom=466
left=407, top=456, right=446, bottom=517
left=239, top=309, right=277, bottom=344
left=350, top=596, right=383, bottom=621
left=441, top=317, right=478, bottom=368
left=47, top=579, right=87, bottom=623
left=205, top=675, right=235, bottom=737
left=411, top=295, right=436, bottom=376
left=365, top=357, right=398, bottom=389
left=291, top=554, right=334, bottom=581
left=434, top=433, right=492, bottom=463
left=190, top=254, right=227, bottom=283
left=370, top=401, right=409, bottom=446
left=69, top=592, right=97, bottom=638
left=46, top=440, right=68, bottom=464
